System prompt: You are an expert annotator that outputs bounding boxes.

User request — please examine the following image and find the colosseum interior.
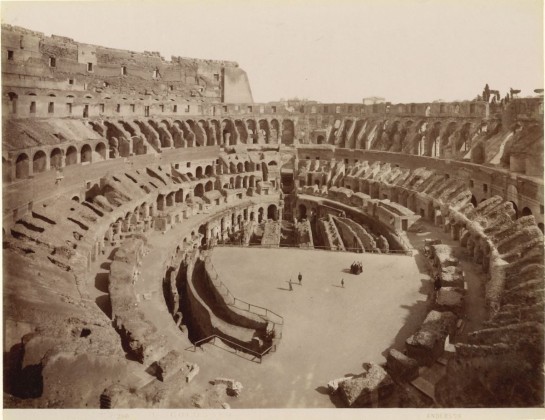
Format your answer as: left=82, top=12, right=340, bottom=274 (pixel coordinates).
left=2, top=7, right=544, bottom=415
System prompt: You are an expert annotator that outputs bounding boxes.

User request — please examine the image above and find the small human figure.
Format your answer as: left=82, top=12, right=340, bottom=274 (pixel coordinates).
left=434, top=274, right=442, bottom=291
left=341, top=278, right=345, bottom=288
left=289, top=280, right=293, bottom=291
left=298, top=272, right=302, bottom=285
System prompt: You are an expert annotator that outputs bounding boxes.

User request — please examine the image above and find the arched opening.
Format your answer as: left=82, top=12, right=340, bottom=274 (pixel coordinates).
left=71, top=196, right=80, bottom=202
left=66, top=146, right=77, bottom=166
left=205, top=165, right=214, bottom=176
left=470, top=195, right=477, bottom=207
left=282, top=120, right=295, bottom=144
left=258, top=207, right=264, bottom=223
left=244, top=161, right=251, bottom=172
left=32, top=150, right=47, bottom=174
left=166, top=192, right=175, bottom=206
left=235, top=176, right=242, bottom=189
left=95, top=142, right=107, bottom=160
left=80, top=144, right=92, bottom=163
left=237, top=162, right=244, bottom=173
left=521, top=207, right=533, bottom=217
left=175, top=189, right=184, bottom=203
left=198, top=225, right=207, bottom=247
left=194, top=183, right=204, bottom=197
left=195, top=166, right=203, bottom=179
left=317, top=135, right=325, bottom=144
left=50, top=148, right=63, bottom=169
left=298, top=204, right=307, bottom=220
left=250, top=211, right=255, bottom=221
left=205, top=180, right=213, bottom=192
left=267, top=204, right=278, bottom=221
left=15, top=153, right=29, bottom=179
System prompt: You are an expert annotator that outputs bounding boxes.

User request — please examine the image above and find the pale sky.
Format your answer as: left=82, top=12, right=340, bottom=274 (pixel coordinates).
left=2, top=0, right=543, bottom=103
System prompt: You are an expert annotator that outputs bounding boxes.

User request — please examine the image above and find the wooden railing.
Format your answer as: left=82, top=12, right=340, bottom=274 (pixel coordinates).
left=190, top=334, right=277, bottom=364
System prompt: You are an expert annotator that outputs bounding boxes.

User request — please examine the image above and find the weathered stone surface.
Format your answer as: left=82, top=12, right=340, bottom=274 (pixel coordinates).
left=440, top=266, right=465, bottom=288
left=185, top=363, right=200, bottom=383
left=212, top=378, right=243, bottom=397
left=434, top=287, right=465, bottom=315
left=405, top=311, right=457, bottom=365
left=337, top=363, right=394, bottom=407
left=386, top=349, right=419, bottom=381
left=327, top=376, right=354, bottom=393
left=155, top=350, right=184, bottom=382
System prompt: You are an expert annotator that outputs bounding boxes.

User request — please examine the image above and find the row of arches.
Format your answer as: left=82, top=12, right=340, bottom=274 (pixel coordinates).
left=86, top=118, right=295, bottom=159
left=317, top=117, right=476, bottom=157
left=13, top=142, right=107, bottom=180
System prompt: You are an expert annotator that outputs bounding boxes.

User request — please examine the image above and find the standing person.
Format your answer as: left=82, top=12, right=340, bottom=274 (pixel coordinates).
left=289, top=280, right=293, bottom=291
left=434, top=274, right=442, bottom=291
left=341, top=278, right=344, bottom=288
left=298, top=272, right=302, bottom=285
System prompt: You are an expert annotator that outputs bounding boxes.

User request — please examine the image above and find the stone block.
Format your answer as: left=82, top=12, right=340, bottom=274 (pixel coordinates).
left=405, top=311, right=457, bottom=365
left=327, top=376, right=354, bottom=393
left=406, top=330, right=444, bottom=366
left=386, top=349, right=419, bottom=381
left=434, top=287, right=465, bottom=316
left=337, top=363, right=394, bottom=407
left=185, top=363, right=200, bottom=383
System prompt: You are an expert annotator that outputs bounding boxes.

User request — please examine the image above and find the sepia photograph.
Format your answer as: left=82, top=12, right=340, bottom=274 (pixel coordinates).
left=1, top=0, right=544, bottom=418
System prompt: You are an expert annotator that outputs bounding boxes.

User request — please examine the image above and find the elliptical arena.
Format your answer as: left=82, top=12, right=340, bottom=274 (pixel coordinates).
left=2, top=24, right=544, bottom=409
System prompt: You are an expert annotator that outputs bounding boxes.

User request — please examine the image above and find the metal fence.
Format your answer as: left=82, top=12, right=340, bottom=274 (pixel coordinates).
left=190, top=334, right=277, bottom=364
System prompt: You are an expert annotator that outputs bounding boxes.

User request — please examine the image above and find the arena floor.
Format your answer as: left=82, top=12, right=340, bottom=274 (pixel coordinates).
left=192, top=246, right=431, bottom=408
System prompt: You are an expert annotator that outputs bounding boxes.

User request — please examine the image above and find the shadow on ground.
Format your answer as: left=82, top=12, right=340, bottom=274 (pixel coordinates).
left=381, top=278, right=431, bottom=359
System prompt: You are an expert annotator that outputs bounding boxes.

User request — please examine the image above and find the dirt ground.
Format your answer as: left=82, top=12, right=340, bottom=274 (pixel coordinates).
left=201, top=246, right=430, bottom=408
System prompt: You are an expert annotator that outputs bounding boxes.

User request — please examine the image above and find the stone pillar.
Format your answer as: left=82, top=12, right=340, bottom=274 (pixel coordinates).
left=450, top=223, right=460, bottom=241
left=114, top=221, right=123, bottom=239
left=158, top=195, right=166, bottom=211
left=105, top=226, right=113, bottom=242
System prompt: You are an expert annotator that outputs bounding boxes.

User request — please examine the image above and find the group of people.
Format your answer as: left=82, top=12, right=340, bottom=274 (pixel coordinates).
left=350, top=261, right=363, bottom=275
left=287, top=272, right=348, bottom=289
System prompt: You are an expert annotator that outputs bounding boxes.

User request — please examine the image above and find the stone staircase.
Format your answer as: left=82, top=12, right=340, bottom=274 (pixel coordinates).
left=410, top=356, right=449, bottom=403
